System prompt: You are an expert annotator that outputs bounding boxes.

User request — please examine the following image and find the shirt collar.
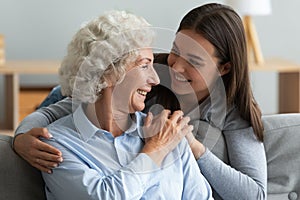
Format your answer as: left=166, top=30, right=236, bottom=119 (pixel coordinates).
left=125, top=112, right=145, bottom=138
left=73, top=104, right=145, bottom=141
left=73, top=103, right=99, bottom=142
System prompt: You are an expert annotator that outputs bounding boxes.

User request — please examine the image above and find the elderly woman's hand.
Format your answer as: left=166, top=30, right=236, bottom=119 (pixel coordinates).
left=141, top=110, right=193, bottom=166
left=13, top=128, right=63, bottom=173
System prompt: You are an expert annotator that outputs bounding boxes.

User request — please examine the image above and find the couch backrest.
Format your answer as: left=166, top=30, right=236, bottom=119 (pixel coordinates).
left=263, top=114, right=300, bottom=200
left=0, top=134, right=46, bottom=200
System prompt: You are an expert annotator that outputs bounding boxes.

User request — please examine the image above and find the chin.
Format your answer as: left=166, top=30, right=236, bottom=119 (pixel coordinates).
left=171, top=84, right=192, bottom=96
left=131, top=104, right=145, bottom=113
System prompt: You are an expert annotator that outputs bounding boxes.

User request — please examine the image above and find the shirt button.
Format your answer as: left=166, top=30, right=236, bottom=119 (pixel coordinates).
left=288, top=191, right=297, bottom=200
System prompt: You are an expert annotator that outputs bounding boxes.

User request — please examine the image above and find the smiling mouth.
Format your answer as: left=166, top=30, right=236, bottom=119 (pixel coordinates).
left=137, top=89, right=147, bottom=96
left=175, top=74, right=191, bottom=82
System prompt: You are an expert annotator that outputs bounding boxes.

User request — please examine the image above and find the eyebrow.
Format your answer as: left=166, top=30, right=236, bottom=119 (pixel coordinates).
left=138, top=57, right=152, bottom=63
left=186, top=53, right=205, bottom=62
left=143, top=58, right=152, bottom=62
left=172, top=42, right=179, bottom=51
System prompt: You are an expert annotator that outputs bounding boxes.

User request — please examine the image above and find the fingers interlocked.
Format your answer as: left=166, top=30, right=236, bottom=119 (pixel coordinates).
left=142, top=109, right=193, bottom=165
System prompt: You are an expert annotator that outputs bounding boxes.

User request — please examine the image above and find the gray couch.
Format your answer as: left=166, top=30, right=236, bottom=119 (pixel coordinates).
left=1, top=114, right=300, bottom=200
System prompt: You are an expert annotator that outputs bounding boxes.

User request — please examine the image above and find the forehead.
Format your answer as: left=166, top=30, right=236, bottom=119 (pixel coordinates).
left=174, top=30, right=215, bottom=59
left=137, top=48, right=153, bottom=59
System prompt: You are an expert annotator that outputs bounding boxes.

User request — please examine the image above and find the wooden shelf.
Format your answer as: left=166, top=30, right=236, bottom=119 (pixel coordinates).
left=249, top=58, right=300, bottom=72
left=19, top=87, right=54, bottom=122
left=0, top=60, right=60, bottom=131
left=0, top=60, right=60, bottom=74
left=249, top=58, right=300, bottom=113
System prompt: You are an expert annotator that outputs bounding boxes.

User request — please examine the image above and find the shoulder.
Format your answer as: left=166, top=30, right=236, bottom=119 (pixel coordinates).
left=46, top=114, right=76, bottom=138
left=223, top=105, right=251, bottom=131
left=222, top=106, right=260, bottom=143
left=47, top=113, right=72, bottom=128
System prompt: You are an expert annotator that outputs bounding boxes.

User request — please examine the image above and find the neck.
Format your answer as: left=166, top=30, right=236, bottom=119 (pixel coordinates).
left=85, top=88, right=131, bottom=137
left=178, top=90, right=209, bottom=114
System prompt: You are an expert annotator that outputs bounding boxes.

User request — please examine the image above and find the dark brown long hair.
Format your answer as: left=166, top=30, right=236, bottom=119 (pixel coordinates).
left=177, top=3, right=264, bottom=141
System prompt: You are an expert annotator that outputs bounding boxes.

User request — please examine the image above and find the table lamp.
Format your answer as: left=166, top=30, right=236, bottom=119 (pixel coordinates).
left=225, top=0, right=272, bottom=64
left=0, top=34, right=5, bottom=67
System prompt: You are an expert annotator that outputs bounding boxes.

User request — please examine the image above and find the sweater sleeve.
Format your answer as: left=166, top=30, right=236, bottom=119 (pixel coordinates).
left=14, top=97, right=74, bottom=136
left=197, top=126, right=267, bottom=200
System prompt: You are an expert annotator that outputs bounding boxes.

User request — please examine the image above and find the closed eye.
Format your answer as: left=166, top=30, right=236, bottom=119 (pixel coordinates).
left=171, top=43, right=180, bottom=56
left=188, top=58, right=205, bottom=68
left=137, top=57, right=152, bottom=70
left=186, top=53, right=205, bottom=68
left=171, top=48, right=180, bottom=56
left=140, top=64, right=149, bottom=69
left=188, top=58, right=200, bottom=66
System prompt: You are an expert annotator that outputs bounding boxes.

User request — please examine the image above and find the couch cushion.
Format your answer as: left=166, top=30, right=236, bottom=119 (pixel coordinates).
left=0, top=134, right=46, bottom=200
left=263, top=114, right=300, bottom=200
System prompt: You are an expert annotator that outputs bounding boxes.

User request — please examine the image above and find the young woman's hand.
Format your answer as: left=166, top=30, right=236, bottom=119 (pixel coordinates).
left=185, top=131, right=206, bottom=160
left=142, top=110, right=193, bottom=166
left=13, top=128, right=63, bottom=173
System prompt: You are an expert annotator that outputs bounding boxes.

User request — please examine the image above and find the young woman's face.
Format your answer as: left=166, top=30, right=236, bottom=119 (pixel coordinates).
left=168, top=29, right=221, bottom=102
left=112, top=48, right=160, bottom=113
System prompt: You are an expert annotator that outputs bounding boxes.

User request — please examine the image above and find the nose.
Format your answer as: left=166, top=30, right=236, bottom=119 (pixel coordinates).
left=168, top=54, right=186, bottom=73
left=148, top=66, right=160, bottom=86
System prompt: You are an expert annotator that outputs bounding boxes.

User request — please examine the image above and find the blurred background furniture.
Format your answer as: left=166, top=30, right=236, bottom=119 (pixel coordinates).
left=0, top=34, right=5, bottom=67
left=226, top=0, right=272, bottom=64
left=0, top=61, right=60, bottom=132
left=224, top=1, right=300, bottom=115
left=250, top=58, right=300, bottom=113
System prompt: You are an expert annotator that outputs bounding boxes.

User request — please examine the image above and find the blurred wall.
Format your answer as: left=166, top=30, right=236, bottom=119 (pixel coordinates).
left=0, top=0, right=299, bottom=123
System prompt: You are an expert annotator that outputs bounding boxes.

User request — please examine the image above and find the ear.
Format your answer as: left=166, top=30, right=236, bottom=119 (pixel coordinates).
left=219, top=62, right=231, bottom=76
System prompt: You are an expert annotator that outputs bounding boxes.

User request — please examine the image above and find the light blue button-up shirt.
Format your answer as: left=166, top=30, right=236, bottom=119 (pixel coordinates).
left=42, top=104, right=213, bottom=200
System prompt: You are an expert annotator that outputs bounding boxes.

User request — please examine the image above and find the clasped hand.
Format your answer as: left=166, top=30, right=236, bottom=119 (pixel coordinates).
left=141, top=110, right=193, bottom=166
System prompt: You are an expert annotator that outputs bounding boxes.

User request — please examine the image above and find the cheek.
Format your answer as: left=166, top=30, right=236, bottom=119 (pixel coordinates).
left=192, top=72, right=206, bottom=88
left=167, top=54, right=176, bottom=67
left=197, top=68, right=219, bottom=87
left=122, top=70, right=142, bottom=87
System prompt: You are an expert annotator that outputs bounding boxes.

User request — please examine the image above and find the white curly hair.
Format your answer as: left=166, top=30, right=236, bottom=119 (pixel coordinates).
left=59, top=10, right=154, bottom=103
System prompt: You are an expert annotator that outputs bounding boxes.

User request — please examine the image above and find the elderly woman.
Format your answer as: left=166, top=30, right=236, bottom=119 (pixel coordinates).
left=41, top=11, right=212, bottom=200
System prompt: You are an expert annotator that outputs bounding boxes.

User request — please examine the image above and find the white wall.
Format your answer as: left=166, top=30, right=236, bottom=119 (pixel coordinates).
left=0, top=0, right=300, bottom=121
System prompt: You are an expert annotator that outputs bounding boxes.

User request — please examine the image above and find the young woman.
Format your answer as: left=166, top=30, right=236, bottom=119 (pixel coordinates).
left=14, top=3, right=266, bottom=199
left=149, top=4, right=267, bottom=199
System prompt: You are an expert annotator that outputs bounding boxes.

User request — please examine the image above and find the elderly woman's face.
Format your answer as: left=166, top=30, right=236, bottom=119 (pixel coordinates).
left=112, top=48, right=160, bottom=113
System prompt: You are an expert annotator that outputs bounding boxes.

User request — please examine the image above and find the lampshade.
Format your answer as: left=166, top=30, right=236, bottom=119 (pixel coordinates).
left=225, top=0, right=272, bottom=64
left=226, top=0, right=272, bottom=16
